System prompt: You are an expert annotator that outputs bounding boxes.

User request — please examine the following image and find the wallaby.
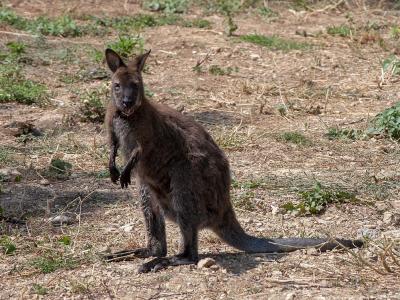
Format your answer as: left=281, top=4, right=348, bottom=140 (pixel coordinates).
left=104, top=48, right=363, bottom=273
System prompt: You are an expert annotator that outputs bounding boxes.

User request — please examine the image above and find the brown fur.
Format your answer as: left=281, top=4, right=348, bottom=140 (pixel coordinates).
left=104, top=49, right=363, bottom=273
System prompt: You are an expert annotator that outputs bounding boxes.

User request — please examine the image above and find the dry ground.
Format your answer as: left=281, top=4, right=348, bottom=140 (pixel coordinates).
left=0, top=0, right=400, bottom=299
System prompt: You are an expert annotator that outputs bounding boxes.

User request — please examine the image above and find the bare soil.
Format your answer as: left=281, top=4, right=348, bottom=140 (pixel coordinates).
left=0, top=1, right=399, bottom=299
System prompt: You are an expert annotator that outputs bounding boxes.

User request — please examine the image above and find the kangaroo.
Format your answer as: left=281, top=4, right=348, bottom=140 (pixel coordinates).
left=104, top=48, right=363, bottom=273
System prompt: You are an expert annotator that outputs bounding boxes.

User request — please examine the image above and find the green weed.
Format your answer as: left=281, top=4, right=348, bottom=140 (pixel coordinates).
left=32, top=284, right=48, bottom=296
left=258, top=6, right=278, bottom=19
left=0, top=236, right=17, bottom=255
left=279, top=131, right=310, bottom=145
left=0, top=64, right=48, bottom=105
left=45, top=158, right=72, bottom=180
left=326, top=127, right=363, bottom=141
left=58, top=235, right=72, bottom=246
left=240, top=34, right=311, bottom=51
left=31, top=256, right=77, bottom=274
left=107, top=35, right=144, bottom=58
left=209, top=65, right=238, bottom=75
left=391, top=25, right=400, bottom=39
left=327, top=24, right=353, bottom=37
left=367, top=102, right=400, bottom=141
left=281, top=182, right=357, bottom=215
left=0, top=9, right=82, bottom=37
left=80, top=87, right=108, bottom=123
left=183, top=18, right=211, bottom=28
left=381, top=55, right=400, bottom=76
left=143, top=0, right=189, bottom=13
left=6, top=41, right=26, bottom=55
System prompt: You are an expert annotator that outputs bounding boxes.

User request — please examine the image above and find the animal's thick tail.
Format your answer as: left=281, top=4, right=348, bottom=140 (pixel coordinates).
left=213, top=211, right=363, bottom=253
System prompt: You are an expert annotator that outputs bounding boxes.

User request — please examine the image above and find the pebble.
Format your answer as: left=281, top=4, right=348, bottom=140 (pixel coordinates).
left=197, top=257, right=216, bottom=269
left=0, top=168, right=22, bottom=182
left=250, top=53, right=260, bottom=61
left=383, top=212, right=400, bottom=226
left=49, top=214, right=76, bottom=226
left=357, top=228, right=380, bottom=239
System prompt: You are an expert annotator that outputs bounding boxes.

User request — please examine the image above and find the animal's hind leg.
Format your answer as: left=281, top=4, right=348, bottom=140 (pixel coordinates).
left=104, top=184, right=167, bottom=262
left=138, top=176, right=199, bottom=273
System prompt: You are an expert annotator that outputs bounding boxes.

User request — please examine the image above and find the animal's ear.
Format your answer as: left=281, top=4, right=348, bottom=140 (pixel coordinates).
left=135, top=50, right=151, bottom=73
left=105, top=48, right=125, bottom=73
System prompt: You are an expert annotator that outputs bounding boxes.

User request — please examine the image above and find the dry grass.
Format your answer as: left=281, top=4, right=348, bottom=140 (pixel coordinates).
left=1, top=0, right=400, bottom=299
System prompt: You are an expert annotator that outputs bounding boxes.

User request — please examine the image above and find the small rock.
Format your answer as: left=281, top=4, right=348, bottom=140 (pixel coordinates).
left=0, top=168, right=22, bottom=182
left=391, top=201, right=400, bottom=210
left=357, top=228, right=380, bottom=239
left=50, top=214, right=76, bottom=226
left=383, top=212, right=400, bottom=226
left=271, top=205, right=280, bottom=215
left=39, top=179, right=50, bottom=186
left=120, top=224, right=134, bottom=232
left=306, top=248, right=319, bottom=255
left=250, top=53, right=260, bottom=61
left=271, top=270, right=282, bottom=277
left=375, top=201, right=388, bottom=212
left=197, top=257, right=216, bottom=269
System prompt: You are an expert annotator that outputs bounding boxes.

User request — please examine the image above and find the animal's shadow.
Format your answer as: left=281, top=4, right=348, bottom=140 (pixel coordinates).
left=199, top=251, right=286, bottom=275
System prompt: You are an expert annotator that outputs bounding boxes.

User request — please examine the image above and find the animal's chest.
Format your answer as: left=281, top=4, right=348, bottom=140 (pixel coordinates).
left=113, top=117, right=137, bottom=161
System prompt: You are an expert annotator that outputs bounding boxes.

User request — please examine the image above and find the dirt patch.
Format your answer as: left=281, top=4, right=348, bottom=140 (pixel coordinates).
left=0, top=0, right=399, bottom=299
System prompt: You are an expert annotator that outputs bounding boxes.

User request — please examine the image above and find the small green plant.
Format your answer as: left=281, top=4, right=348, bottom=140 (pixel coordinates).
left=31, top=256, right=77, bottom=274
left=49, top=158, right=72, bottom=176
left=0, top=236, right=17, bottom=254
left=58, top=235, right=72, bottom=246
left=0, top=9, right=83, bottom=37
left=367, top=102, right=400, bottom=141
left=326, top=127, right=362, bottom=141
left=281, top=182, right=357, bottom=215
left=6, top=41, right=26, bottom=55
left=258, top=6, right=278, bottom=19
left=209, top=65, right=238, bottom=76
left=381, top=55, right=400, bottom=76
left=0, top=64, right=48, bottom=105
left=279, top=131, right=310, bottom=145
left=327, top=24, right=353, bottom=37
left=80, top=88, right=108, bottom=123
left=391, top=25, right=400, bottom=39
left=107, top=35, right=144, bottom=58
left=143, top=0, right=189, bottom=13
left=32, top=284, right=48, bottom=296
left=183, top=18, right=211, bottom=28
left=240, top=34, right=311, bottom=51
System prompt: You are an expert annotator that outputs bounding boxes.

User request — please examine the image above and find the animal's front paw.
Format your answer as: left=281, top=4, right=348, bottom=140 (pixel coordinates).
left=109, top=166, right=120, bottom=183
left=120, top=168, right=132, bottom=189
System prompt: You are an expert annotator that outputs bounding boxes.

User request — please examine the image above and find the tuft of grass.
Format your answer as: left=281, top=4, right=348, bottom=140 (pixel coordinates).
left=391, top=25, right=400, bottom=39
left=281, top=182, right=358, bottom=215
left=258, top=6, right=278, bottom=19
left=30, top=256, right=77, bottom=274
left=0, top=236, right=17, bottom=255
left=6, top=41, right=26, bottom=55
left=209, top=65, right=238, bottom=76
left=326, top=127, right=363, bottom=141
left=46, top=158, right=73, bottom=179
left=58, top=235, right=72, bottom=246
left=327, top=24, right=353, bottom=37
left=279, top=131, right=311, bottom=145
left=183, top=18, right=211, bottom=28
left=32, top=284, right=48, bottom=296
left=80, top=87, right=108, bottom=123
left=381, top=55, right=400, bottom=76
left=367, top=102, right=400, bottom=141
left=0, top=9, right=82, bottom=37
left=0, top=64, right=48, bottom=105
left=107, top=35, right=144, bottom=58
left=240, top=34, right=311, bottom=51
left=143, top=0, right=189, bottom=13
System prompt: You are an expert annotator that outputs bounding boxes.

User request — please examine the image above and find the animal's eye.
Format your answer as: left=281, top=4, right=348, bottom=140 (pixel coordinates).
left=114, top=83, right=121, bottom=91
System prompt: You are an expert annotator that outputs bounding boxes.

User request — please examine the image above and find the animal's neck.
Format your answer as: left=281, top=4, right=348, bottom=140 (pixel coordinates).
left=125, top=98, right=158, bottom=147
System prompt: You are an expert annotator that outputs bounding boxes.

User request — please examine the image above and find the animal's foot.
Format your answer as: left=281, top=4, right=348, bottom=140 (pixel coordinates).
left=109, top=166, right=120, bottom=184
left=103, top=248, right=152, bottom=262
left=119, top=167, right=132, bottom=189
left=138, top=255, right=197, bottom=273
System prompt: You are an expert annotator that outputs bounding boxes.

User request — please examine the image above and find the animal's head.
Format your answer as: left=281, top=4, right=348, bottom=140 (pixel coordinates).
left=105, top=48, right=151, bottom=116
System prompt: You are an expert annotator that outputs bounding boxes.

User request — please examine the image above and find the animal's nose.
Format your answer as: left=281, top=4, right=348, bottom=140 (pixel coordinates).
left=122, top=97, right=133, bottom=108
